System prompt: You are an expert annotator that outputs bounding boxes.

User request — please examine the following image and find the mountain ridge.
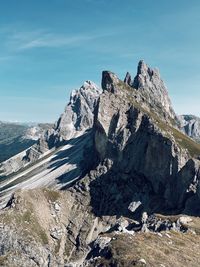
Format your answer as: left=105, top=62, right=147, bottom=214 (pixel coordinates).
left=0, top=60, right=200, bottom=266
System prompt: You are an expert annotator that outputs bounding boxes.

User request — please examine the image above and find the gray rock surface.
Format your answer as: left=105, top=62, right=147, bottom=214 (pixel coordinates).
left=101, top=71, right=120, bottom=93
left=0, top=81, right=101, bottom=176
left=92, top=63, right=200, bottom=217
left=179, top=114, right=200, bottom=142
left=124, top=71, right=132, bottom=86
left=54, top=80, right=101, bottom=141
left=132, top=60, right=176, bottom=120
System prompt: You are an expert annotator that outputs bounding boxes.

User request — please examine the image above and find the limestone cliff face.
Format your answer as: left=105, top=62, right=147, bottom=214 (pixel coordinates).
left=38, top=80, right=101, bottom=150
left=54, top=80, right=101, bottom=141
left=179, top=114, right=200, bottom=143
left=93, top=68, right=200, bottom=216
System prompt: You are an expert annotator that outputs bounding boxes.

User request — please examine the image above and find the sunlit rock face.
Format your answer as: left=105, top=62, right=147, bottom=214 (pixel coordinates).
left=133, top=60, right=176, bottom=120
left=0, top=81, right=101, bottom=176
left=179, top=114, right=200, bottom=143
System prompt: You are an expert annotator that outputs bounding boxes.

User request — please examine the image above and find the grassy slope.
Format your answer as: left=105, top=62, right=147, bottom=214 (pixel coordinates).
left=97, top=229, right=200, bottom=267
left=92, top=215, right=200, bottom=267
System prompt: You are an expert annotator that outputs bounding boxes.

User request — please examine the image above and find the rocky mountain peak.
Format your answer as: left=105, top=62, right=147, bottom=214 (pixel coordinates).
left=101, top=71, right=120, bottom=93
left=133, top=60, right=162, bottom=90
left=69, top=80, right=101, bottom=111
left=124, top=71, right=132, bottom=86
left=54, top=80, right=101, bottom=141
left=132, top=60, right=176, bottom=119
left=135, top=60, right=160, bottom=80
left=102, top=61, right=176, bottom=122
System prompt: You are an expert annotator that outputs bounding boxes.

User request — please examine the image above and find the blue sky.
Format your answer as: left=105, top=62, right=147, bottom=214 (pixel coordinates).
left=0, top=0, right=200, bottom=122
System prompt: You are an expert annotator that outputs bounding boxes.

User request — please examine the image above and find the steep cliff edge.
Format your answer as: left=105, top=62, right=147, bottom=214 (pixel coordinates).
left=91, top=64, right=200, bottom=218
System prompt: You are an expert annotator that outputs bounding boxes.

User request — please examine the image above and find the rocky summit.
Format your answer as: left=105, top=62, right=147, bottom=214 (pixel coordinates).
left=1, top=61, right=200, bottom=266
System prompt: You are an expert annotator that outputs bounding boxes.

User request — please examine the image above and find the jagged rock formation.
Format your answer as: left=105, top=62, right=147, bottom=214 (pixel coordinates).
left=0, top=81, right=101, bottom=176
left=54, top=80, right=101, bottom=141
left=123, top=60, right=177, bottom=127
left=91, top=68, right=200, bottom=218
left=132, top=60, right=177, bottom=121
left=179, top=114, right=200, bottom=143
left=1, top=60, right=200, bottom=266
left=124, top=71, right=132, bottom=85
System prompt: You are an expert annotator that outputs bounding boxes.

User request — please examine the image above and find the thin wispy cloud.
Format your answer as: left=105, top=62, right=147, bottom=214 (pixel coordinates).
left=5, top=29, right=115, bottom=51
left=0, top=56, right=13, bottom=62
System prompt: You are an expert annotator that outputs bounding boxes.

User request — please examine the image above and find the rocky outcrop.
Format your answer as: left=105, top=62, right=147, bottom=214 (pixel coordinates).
left=101, top=71, right=120, bottom=93
left=24, top=123, right=53, bottom=141
left=124, top=71, right=132, bottom=86
left=36, top=80, right=101, bottom=151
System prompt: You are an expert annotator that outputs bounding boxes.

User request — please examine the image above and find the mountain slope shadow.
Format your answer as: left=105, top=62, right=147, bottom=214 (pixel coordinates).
left=89, top=159, right=200, bottom=219
left=47, top=129, right=97, bottom=187
left=88, top=121, right=200, bottom=219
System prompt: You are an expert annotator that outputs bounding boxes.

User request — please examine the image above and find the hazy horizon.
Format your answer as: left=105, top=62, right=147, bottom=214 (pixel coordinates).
left=0, top=0, right=200, bottom=122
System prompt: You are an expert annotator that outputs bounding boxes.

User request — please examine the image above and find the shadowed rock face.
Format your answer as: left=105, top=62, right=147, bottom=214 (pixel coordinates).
left=101, top=71, right=120, bottom=93
left=124, top=71, right=132, bottom=86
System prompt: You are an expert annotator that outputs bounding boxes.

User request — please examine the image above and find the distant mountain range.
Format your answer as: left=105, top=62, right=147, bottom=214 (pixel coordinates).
left=0, top=121, right=53, bottom=163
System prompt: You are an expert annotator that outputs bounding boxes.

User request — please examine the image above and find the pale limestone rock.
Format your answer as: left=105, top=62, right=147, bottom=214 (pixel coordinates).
left=179, top=114, right=200, bottom=142
left=133, top=60, right=176, bottom=120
